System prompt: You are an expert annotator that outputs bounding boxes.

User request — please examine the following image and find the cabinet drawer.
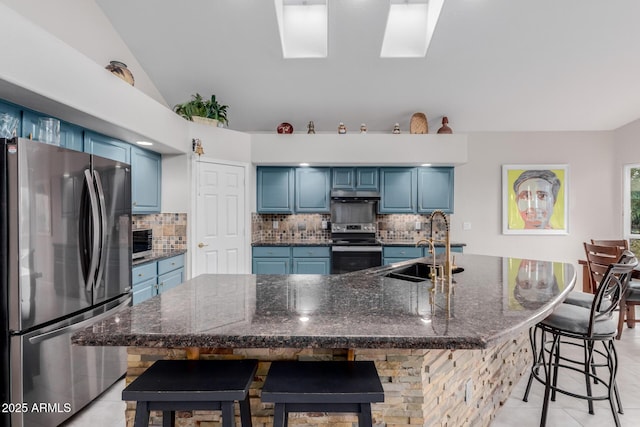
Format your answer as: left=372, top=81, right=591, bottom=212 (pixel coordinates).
left=252, top=246, right=291, bottom=257
left=292, top=246, right=331, bottom=258
left=383, top=246, right=422, bottom=258
left=132, top=263, right=157, bottom=285
left=158, top=254, right=185, bottom=275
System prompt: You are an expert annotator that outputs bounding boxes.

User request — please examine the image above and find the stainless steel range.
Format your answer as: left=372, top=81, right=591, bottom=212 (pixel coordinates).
left=330, top=191, right=382, bottom=274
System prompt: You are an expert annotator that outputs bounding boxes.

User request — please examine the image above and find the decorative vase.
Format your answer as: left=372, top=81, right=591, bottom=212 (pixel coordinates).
left=360, top=123, right=367, bottom=134
left=338, top=122, right=347, bottom=134
left=105, top=61, right=135, bottom=86
left=307, top=121, right=316, bottom=134
left=410, top=112, right=428, bottom=134
left=192, top=116, right=220, bottom=127
left=277, top=123, right=294, bottom=134
left=437, top=117, right=453, bottom=134
left=392, top=123, right=401, bottom=134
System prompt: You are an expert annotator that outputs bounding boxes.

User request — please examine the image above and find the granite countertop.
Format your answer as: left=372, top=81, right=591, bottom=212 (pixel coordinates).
left=132, top=249, right=187, bottom=266
left=73, top=254, right=575, bottom=350
left=378, top=240, right=466, bottom=247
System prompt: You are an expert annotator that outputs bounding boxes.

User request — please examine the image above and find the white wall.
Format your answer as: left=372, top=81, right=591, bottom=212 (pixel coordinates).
left=452, top=131, right=618, bottom=271
left=1, top=0, right=167, bottom=105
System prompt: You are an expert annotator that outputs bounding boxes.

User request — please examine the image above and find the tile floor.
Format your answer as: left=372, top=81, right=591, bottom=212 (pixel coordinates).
left=60, top=320, right=640, bottom=427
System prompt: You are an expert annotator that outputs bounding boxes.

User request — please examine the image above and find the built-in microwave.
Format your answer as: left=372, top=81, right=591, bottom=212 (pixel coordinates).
left=132, top=229, right=153, bottom=259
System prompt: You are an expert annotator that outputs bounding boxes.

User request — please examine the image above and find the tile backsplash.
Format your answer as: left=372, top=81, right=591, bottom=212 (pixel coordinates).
left=133, top=213, right=187, bottom=251
left=252, top=213, right=448, bottom=242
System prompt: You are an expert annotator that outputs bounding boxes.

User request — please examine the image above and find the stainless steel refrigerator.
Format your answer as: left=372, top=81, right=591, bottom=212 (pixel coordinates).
left=1, top=137, right=132, bottom=427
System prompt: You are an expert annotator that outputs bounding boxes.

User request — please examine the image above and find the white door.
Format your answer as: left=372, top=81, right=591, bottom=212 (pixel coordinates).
left=195, top=160, right=246, bottom=275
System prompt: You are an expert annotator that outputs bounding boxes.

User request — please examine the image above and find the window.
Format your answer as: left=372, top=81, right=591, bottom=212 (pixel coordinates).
left=623, top=164, right=640, bottom=253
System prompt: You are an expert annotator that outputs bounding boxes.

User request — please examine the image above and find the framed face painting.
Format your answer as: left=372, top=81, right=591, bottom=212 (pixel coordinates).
left=502, top=164, right=569, bottom=235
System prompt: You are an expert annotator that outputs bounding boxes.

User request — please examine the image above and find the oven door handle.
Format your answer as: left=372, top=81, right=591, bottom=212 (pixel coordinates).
left=331, top=246, right=383, bottom=252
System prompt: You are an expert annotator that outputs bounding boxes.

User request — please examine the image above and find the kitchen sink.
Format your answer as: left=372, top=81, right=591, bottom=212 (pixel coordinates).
left=383, top=262, right=464, bottom=282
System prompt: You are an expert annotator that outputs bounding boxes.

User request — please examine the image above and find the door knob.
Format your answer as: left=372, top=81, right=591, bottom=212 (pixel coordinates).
left=198, top=242, right=209, bottom=248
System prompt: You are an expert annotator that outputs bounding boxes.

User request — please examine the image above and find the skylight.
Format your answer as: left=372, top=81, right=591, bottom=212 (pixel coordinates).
left=275, top=0, right=328, bottom=59
left=380, top=0, right=444, bottom=58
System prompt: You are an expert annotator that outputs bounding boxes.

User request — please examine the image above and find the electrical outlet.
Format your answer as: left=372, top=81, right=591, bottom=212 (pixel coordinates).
left=415, top=221, right=422, bottom=230
left=321, top=220, right=328, bottom=230
left=272, top=221, right=279, bottom=230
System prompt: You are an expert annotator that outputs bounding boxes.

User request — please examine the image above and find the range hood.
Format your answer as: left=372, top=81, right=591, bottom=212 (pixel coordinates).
left=330, top=190, right=381, bottom=201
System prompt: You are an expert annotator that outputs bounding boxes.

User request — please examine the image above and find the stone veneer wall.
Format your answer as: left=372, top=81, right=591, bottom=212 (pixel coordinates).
left=124, top=331, right=531, bottom=427
left=132, top=213, right=188, bottom=251
left=252, top=213, right=449, bottom=243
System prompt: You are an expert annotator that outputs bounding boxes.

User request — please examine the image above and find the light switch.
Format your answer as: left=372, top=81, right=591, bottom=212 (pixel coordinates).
left=273, top=221, right=279, bottom=229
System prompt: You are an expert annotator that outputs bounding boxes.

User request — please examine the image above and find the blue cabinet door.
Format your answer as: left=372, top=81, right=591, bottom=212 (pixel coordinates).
left=132, top=277, right=156, bottom=305
left=293, top=258, right=331, bottom=274
left=60, top=122, right=84, bottom=151
left=0, top=100, right=21, bottom=138
left=295, top=167, right=330, bottom=212
left=131, top=146, right=161, bottom=214
left=252, top=258, right=290, bottom=274
left=158, top=267, right=184, bottom=294
left=20, top=109, right=41, bottom=141
left=332, top=168, right=355, bottom=190
left=84, top=131, right=131, bottom=163
left=379, top=168, right=417, bottom=213
left=257, top=167, right=294, bottom=213
left=417, top=167, right=454, bottom=213
left=356, top=168, right=379, bottom=190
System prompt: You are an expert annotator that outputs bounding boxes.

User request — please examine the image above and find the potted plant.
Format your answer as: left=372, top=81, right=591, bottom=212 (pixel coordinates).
left=173, top=93, right=229, bottom=127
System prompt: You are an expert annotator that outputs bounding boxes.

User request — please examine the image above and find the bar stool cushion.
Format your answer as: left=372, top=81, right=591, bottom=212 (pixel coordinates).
left=540, top=304, right=617, bottom=337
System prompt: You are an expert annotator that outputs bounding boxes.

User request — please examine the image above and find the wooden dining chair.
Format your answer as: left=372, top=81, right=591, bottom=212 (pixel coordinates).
left=589, top=239, right=639, bottom=339
left=584, top=242, right=624, bottom=294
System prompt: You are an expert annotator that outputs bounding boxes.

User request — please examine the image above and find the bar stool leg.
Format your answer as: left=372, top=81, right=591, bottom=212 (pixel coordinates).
left=162, top=410, right=175, bottom=427
left=239, top=395, right=253, bottom=427
left=273, top=403, right=286, bottom=427
left=358, top=403, right=373, bottom=427
left=221, top=402, right=235, bottom=427
left=133, top=401, right=150, bottom=427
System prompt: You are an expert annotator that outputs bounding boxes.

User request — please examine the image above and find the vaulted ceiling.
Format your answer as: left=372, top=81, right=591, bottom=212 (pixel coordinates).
left=91, top=0, right=640, bottom=133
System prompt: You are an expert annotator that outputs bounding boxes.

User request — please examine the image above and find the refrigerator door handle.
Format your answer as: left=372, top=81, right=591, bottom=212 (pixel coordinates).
left=93, top=170, right=108, bottom=290
left=27, top=296, right=132, bottom=345
left=83, top=169, right=100, bottom=292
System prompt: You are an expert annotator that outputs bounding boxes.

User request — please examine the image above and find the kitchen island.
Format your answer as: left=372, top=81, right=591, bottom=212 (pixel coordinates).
left=73, top=253, right=575, bottom=427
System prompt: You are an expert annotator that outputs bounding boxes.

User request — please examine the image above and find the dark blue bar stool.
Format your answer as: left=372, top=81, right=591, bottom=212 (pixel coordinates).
left=122, top=359, right=258, bottom=427
left=261, top=360, right=384, bottom=427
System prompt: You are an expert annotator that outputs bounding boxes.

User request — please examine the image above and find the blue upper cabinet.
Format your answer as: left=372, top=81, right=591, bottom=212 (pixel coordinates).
left=417, top=167, right=454, bottom=213
left=379, top=168, right=417, bottom=213
left=295, top=167, right=330, bottom=212
left=131, top=146, right=161, bottom=214
left=332, top=167, right=379, bottom=191
left=257, top=167, right=295, bottom=213
left=331, top=168, right=355, bottom=190
left=356, top=167, right=379, bottom=191
left=84, top=131, right=131, bottom=163
left=22, top=110, right=83, bottom=151
left=59, top=122, right=84, bottom=152
left=0, top=100, right=21, bottom=138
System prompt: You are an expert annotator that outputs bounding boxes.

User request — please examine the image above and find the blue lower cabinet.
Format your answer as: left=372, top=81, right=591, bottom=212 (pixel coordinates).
left=292, top=246, right=331, bottom=274
left=132, top=276, right=156, bottom=305
left=253, top=246, right=331, bottom=275
left=132, top=254, right=185, bottom=305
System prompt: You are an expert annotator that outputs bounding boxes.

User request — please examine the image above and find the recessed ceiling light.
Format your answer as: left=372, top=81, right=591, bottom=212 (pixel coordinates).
left=421, top=163, right=432, bottom=166
left=300, top=162, right=310, bottom=166
left=275, top=0, right=328, bottom=58
left=136, top=141, right=153, bottom=146
left=381, top=0, right=445, bottom=58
